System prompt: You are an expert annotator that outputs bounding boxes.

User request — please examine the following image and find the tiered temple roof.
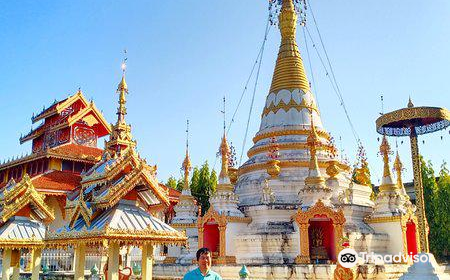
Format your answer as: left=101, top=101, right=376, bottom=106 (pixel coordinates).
left=47, top=70, right=186, bottom=248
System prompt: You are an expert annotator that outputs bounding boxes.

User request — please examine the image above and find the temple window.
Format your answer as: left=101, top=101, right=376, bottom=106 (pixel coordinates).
left=74, top=162, right=84, bottom=174
left=43, top=159, right=49, bottom=172
left=62, top=160, right=73, bottom=172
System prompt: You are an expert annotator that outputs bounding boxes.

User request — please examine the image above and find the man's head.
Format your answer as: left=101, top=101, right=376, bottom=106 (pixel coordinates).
left=196, top=247, right=212, bottom=273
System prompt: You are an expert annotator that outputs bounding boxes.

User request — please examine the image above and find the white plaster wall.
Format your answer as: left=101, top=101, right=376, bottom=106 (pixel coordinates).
left=225, top=222, right=245, bottom=256
left=369, top=222, right=404, bottom=256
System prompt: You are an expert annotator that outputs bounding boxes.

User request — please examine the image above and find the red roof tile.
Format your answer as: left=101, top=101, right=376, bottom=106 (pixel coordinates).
left=32, top=170, right=81, bottom=192
left=49, top=144, right=103, bottom=162
left=159, top=183, right=181, bottom=201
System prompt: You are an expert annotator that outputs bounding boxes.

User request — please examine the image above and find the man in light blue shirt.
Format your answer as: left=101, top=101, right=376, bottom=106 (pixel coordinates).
left=183, top=248, right=222, bottom=280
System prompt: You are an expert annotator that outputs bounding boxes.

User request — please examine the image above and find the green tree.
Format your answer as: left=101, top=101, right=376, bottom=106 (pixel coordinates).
left=420, top=157, right=450, bottom=261
left=176, top=178, right=185, bottom=191
left=167, top=161, right=219, bottom=215
left=190, top=161, right=216, bottom=215
left=436, top=162, right=450, bottom=260
left=166, top=176, right=177, bottom=189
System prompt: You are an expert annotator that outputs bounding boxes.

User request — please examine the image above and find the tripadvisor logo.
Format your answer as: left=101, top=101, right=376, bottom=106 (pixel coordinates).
left=338, top=248, right=358, bottom=268
left=338, top=249, right=430, bottom=268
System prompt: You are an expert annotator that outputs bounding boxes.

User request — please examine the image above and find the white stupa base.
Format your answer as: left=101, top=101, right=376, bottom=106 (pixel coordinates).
left=154, top=263, right=418, bottom=280
left=399, top=253, right=450, bottom=280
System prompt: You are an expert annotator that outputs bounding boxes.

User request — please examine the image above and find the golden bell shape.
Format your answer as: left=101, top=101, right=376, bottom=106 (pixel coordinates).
left=267, top=159, right=281, bottom=178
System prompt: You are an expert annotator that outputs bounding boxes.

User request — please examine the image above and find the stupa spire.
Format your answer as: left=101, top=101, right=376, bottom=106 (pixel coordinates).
left=219, top=97, right=231, bottom=184
left=379, top=135, right=392, bottom=179
left=306, top=113, right=321, bottom=178
left=117, top=60, right=128, bottom=125
left=105, top=56, right=136, bottom=154
left=393, top=150, right=410, bottom=198
left=270, top=0, right=310, bottom=94
left=393, top=151, right=403, bottom=187
left=181, top=120, right=192, bottom=191
left=378, top=135, right=397, bottom=191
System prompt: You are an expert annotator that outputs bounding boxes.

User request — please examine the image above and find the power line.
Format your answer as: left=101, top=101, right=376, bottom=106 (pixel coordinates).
left=302, top=25, right=320, bottom=112
left=227, top=16, right=272, bottom=136
left=239, top=17, right=271, bottom=166
left=304, top=2, right=360, bottom=144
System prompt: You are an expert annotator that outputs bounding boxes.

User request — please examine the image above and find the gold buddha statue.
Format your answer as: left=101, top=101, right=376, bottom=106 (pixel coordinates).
left=310, top=227, right=329, bottom=262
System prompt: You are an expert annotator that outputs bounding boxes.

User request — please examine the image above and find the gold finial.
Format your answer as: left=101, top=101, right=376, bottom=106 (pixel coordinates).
left=279, top=0, right=296, bottom=39
left=269, top=0, right=310, bottom=94
left=407, top=96, right=414, bottom=108
left=393, top=151, right=404, bottom=187
left=117, top=53, right=128, bottom=124
left=307, top=111, right=321, bottom=174
left=219, top=97, right=231, bottom=180
left=379, top=135, right=392, bottom=178
left=353, top=144, right=371, bottom=186
left=219, top=134, right=230, bottom=179
left=182, top=120, right=192, bottom=191
left=105, top=54, right=136, bottom=155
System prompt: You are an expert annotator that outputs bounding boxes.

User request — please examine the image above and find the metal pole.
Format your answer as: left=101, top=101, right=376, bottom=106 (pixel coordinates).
left=409, top=128, right=429, bottom=253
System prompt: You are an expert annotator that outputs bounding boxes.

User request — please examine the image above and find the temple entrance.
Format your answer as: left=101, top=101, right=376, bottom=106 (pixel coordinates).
left=308, top=216, right=336, bottom=263
left=406, top=220, right=418, bottom=256
left=293, top=200, right=346, bottom=264
left=203, top=220, right=220, bottom=256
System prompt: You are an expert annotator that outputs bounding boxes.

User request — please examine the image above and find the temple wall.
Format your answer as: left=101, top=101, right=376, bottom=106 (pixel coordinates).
left=225, top=222, right=245, bottom=256
left=368, top=222, right=403, bottom=256
left=153, top=263, right=412, bottom=280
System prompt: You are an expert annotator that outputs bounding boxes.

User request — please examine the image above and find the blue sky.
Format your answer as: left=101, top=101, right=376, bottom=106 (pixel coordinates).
left=1, top=0, right=449, bottom=184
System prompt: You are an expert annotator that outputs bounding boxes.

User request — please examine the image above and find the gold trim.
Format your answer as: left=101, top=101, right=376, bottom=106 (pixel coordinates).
left=1, top=174, right=55, bottom=223
left=197, top=206, right=227, bottom=258
left=376, top=106, right=450, bottom=134
left=262, top=98, right=318, bottom=117
left=0, top=238, right=44, bottom=250
left=253, top=129, right=330, bottom=144
left=32, top=90, right=88, bottom=123
left=238, top=160, right=349, bottom=176
left=293, top=200, right=345, bottom=264
left=247, top=142, right=332, bottom=158
left=226, top=216, right=252, bottom=223
left=49, top=102, right=111, bottom=135
left=269, top=0, right=310, bottom=94
left=45, top=226, right=187, bottom=248
left=400, top=207, right=421, bottom=255
left=171, top=223, right=197, bottom=228
left=365, top=216, right=401, bottom=224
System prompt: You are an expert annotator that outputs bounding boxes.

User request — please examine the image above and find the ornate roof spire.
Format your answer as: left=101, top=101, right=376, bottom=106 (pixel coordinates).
left=181, top=120, right=192, bottom=192
left=270, top=0, right=310, bottom=94
left=379, top=135, right=392, bottom=179
left=378, top=135, right=397, bottom=190
left=393, top=151, right=404, bottom=188
left=117, top=60, right=128, bottom=124
left=105, top=56, right=135, bottom=154
left=305, top=112, right=324, bottom=183
left=219, top=97, right=231, bottom=184
left=353, top=143, right=371, bottom=186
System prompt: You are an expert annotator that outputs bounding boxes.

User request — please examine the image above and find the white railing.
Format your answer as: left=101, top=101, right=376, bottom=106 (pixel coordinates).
left=0, top=246, right=168, bottom=278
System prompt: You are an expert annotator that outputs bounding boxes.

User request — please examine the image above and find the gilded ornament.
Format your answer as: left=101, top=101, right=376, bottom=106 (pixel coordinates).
left=269, top=0, right=311, bottom=94
left=253, top=129, right=330, bottom=143
left=293, top=200, right=346, bottom=263
left=266, top=159, right=281, bottom=178
left=326, top=160, right=340, bottom=179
